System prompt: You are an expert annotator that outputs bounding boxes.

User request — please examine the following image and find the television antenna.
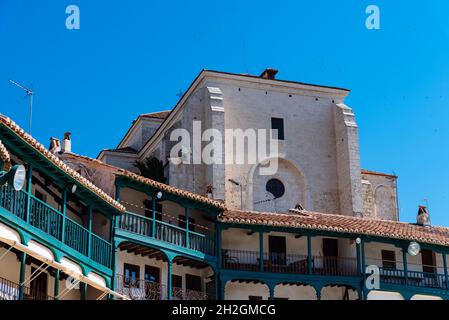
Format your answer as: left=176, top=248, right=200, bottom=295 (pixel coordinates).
left=9, top=79, right=34, bottom=134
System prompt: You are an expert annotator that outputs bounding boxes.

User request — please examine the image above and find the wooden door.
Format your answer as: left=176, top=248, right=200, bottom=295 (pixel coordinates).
left=269, top=236, right=286, bottom=265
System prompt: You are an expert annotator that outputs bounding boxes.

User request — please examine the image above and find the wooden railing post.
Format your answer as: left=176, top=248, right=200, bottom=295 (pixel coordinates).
left=25, top=164, right=33, bottom=223
left=356, top=239, right=361, bottom=275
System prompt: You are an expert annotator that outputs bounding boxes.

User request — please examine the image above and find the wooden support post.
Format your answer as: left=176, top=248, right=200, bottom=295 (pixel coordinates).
left=307, top=235, right=312, bottom=274
left=80, top=282, right=87, bottom=300
left=361, top=238, right=367, bottom=299
left=18, top=252, right=27, bottom=300
left=25, top=165, right=33, bottom=223
left=54, top=269, right=60, bottom=300
left=214, top=271, right=219, bottom=300
left=356, top=240, right=361, bottom=275
left=217, top=224, right=222, bottom=269
left=61, top=189, right=67, bottom=243
left=403, top=250, right=408, bottom=286
left=268, top=285, right=274, bottom=300
left=443, top=253, right=449, bottom=290
left=185, top=207, right=190, bottom=249
left=152, top=197, right=156, bottom=238
left=87, top=206, right=93, bottom=258
left=167, top=259, right=172, bottom=300
left=259, top=231, right=264, bottom=272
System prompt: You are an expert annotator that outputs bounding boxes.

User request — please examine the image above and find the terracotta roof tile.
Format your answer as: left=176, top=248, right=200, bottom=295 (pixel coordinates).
left=60, top=152, right=226, bottom=210
left=0, top=115, right=125, bottom=213
left=219, top=209, right=449, bottom=247
left=0, top=140, right=11, bottom=167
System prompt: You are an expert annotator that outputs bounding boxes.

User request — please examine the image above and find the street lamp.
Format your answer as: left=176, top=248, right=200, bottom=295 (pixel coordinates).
left=0, top=164, right=26, bottom=191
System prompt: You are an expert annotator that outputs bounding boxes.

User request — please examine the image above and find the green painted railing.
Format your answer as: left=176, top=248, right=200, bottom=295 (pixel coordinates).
left=117, top=211, right=216, bottom=256
left=0, top=184, right=112, bottom=268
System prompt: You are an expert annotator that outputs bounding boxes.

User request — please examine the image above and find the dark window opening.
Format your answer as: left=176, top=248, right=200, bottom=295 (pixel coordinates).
left=266, top=179, right=285, bottom=199
left=143, top=200, right=163, bottom=221
left=178, top=215, right=195, bottom=232
left=249, top=296, right=263, bottom=300
left=185, top=274, right=202, bottom=292
left=269, top=235, right=286, bottom=265
left=381, top=250, right=396, bottom=270
left=172, top=275, right=182, bottom=289
left=124, top=263, right=140, bottom=287
left=271, top=117, right=284, bottom=140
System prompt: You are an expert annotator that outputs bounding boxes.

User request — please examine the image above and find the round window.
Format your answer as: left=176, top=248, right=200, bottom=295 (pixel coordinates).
left=266, top=179, right=285, bottom=199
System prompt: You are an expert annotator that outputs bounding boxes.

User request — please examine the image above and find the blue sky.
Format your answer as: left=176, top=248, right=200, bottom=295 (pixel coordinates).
left=0, top=0, right=448, bottom=225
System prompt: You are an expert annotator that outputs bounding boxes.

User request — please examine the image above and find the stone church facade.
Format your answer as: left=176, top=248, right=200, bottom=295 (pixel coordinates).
left=98, top=68, right=398, bottom=221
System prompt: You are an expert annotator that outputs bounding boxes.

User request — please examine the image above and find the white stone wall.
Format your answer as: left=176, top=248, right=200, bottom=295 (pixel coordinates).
left=361, top=172, right=398, bottom=221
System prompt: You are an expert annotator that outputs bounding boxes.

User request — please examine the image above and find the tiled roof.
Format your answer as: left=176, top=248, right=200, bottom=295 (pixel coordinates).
left=0, top=140, right=11, bottom=168
left=60, top=152, right=226, bottom=210
left=140, top=110, right=171, bottom=120
left=0, top=115, right=125, bottom=213
left=219, top=209, right=449, bottom=247
left=118, top=170, right=226, bottom=210
left=103, top=146, right=137, bottom=154
left=361, top=169, right=397, bottom=178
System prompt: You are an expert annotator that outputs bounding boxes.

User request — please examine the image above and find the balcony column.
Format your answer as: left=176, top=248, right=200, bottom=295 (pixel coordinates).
left=87, top=206, right=93, bottom=258
left=25, top=164, right=33, bottom=222
left=18, top=252, right=27, bottom=300
left=307, top=235, right=312, bottom=274
left=54, top=269, right=60, bottom=300
left=214, top=271, right=219, bottom=300
left=268, top=284, right=274, bottom=300
left=356, top=239, right=361, bottom=275
left=216, top=224, right=222, bottom=269
left=402, top=250, right=408, bottom=286
left=185, top=206, right=190, bottom=249
left=61, top=189, right=67, bottom=243
left=167, top=258, right=173, bottom=300
left=360, top=238, right=367, bottom=299
left=259, top=231, right=264, bottom=272
left=443, top=253, right=449, bottom=289
left=80, top=282, right=87, bottom=300
left=152, top=197, right=156, bottom=238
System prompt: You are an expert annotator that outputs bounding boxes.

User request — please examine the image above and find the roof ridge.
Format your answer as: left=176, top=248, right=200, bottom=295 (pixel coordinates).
left=0, top=114, right=125, bottom=213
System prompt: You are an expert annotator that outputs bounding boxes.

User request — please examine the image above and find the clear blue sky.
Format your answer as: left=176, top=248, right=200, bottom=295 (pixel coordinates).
left=0, top=0, right=448, bottom=225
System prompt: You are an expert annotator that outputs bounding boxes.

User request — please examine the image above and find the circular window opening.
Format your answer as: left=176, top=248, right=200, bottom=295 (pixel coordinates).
left=266, top=179, right=285, bottom=199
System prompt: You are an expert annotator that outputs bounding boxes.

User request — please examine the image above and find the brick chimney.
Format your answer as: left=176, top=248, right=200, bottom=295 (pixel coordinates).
left=260, top=68, right=278, bottom=80
left=417, top=205, right=431, bottom=227
left=61, top=132, right=72, bottom=153
left=49, top=137, right=61, bottom=153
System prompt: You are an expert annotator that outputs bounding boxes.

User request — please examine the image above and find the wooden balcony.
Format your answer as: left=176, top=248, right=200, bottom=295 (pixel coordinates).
left=116, top=212, right=215, bottom=257
left=115, top=274, right=208, bottom=300
left=0, top=276, right=53, bottom=301
left=222, top=249, right=358, bottom=277
left=0, top=184, right=112, bottom=269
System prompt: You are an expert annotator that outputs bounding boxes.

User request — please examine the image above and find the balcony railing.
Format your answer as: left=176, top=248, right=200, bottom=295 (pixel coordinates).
left=117, top=211, right=216, bottom=256
left=0, top=276, right=53, bottom=300
left=366, top=258, right=449, bottom=290
left=115, top=274, right=208, bottom=300
left=222, top=249, right=358, bottom=276
left=0, top=184, right=112, bottom=268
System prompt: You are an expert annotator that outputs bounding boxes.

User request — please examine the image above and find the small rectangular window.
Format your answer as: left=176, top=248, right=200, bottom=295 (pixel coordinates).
left=185, top=274, right=202, bottom=292
left=381, top=250, right=396, bottom=269
left=271, top=118, right=284, bottom=140
left=172, top=275, right=182, bottom=289
left=178, top=215, right=196, bottom=232
left=249, top=296, right=263, bottom=300
left=123, top=263, right=140, bottom=287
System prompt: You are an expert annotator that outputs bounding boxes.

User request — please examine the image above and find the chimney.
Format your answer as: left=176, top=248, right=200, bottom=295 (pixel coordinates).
left=61, top=132, right=72, bottom=153
left=260, top=68, right=278, bottom=80
left=49, top=137, right=61, bottom=153
left=417, top=205, right=431, bottom=227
